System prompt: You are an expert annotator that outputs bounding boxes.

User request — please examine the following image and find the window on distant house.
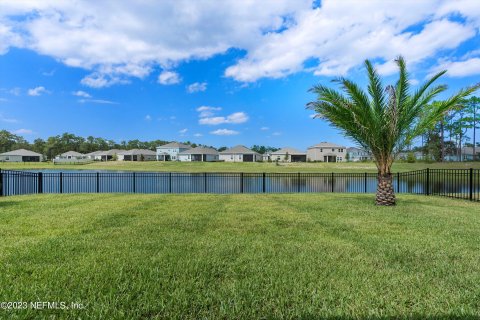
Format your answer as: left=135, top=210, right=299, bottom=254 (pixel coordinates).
left=332, top=148, right=335, bottom=152
left=320, top=148, right=323, bottom=152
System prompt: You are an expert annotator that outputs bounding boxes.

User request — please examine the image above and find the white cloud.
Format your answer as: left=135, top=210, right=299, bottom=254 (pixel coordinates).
left=429, top=57, right=480, bottom=78
left=187, top=82, right=207, bottom=93
left=42, top=69, right=55, bottom=76
left=78, top=99, right=118, bottom=104
left=0, top=1, right=307, bottom=85
left=179, top=128, right=188, bottom=134
left=9, top=87, right=21, bottom=96
left=72, top=90, right=91, bottom=98
left=13, top=128, right=33, bottom=135
left=80, top=73, right=128, bottom=88
left=260, top=126, right=269, bottom=131
left=196, top=106, right=221, bottom=117
left=199, top=112, right=249, bottom=125
left=409, top=79, right=420, bottom=86
left=158, top=71, right=181, bottom=85
left=1, top=0, right=479, bottom=83
left=28, top=86, right=49, bottom=96
left=194, top=133, right=203, bottom=137
left=272, top=131, right=282, bottom=136
left=0, top=113, right=18, bottom=123
left=210, top=129, right=239, bottom=136
left=145, top=115, right=152, bottom=121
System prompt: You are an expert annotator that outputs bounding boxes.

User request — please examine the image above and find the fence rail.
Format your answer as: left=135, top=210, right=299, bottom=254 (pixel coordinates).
left=0, top=168, right=478, bottom=201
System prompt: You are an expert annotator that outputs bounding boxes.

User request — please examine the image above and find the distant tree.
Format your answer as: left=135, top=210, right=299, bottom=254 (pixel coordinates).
left=0, top=130, right=27, bottom=153
left=462, top=96, right=480, bottom=160
left=217, top=146, right=227, bottom=152
left=251, top=145, right=280, bottom=154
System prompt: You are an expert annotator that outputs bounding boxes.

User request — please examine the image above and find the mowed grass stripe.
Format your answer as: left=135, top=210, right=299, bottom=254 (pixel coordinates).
left=0, top=194, right=479, bottom=319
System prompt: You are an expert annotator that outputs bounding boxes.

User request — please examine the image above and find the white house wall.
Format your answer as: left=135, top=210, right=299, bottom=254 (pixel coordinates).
left=0, top=155, right=23, bottom=162
left=307, top=148, right=346, bottom=162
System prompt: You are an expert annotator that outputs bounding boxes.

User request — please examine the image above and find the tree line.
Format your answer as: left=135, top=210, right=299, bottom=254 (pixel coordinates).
left=0, top=131, right=280, bottom=159
left=417, top=96, right=479, bottom=161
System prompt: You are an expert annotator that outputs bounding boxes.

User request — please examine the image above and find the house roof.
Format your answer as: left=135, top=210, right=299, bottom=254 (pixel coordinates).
left=59, top=151, right=84, bottom=157
left=96, top=149, right=123, bottom=156
left=308, top=142, right=346, bottom=149
left=270, top=147, right=306, bottom=155
left=220, top=145, right=259, bottom=155
left=85, top=150, right=103, bottom=156
left=0, top=149, right=42, bottom=157
left=117, top=149, right=156, bottom=156
left=157, top=142, right=191, bottom=149
left=179, top=146, right=218, bottom=155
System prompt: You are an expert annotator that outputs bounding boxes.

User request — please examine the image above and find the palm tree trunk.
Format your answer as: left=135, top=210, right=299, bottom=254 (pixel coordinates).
left=440, top=120, right=444, bottom=162
left=376, top=173, right=396, bottom=206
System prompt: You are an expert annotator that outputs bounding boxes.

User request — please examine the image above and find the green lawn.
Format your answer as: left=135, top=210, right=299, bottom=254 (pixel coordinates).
left=0, top=193, right=479, bottom=319
left=1, top=160, right=480, bottom=172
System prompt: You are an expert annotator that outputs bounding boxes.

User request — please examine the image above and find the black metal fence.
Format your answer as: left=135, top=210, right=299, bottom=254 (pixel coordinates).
left=0, top=168, right=479, bottom=201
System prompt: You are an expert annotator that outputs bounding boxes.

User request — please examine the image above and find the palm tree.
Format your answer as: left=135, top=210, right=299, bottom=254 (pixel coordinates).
left=307, top=57, right=479, bottom=205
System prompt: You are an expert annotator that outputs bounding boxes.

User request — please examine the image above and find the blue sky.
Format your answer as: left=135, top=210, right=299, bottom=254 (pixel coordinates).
left=0, top=0, right=479, bottom=150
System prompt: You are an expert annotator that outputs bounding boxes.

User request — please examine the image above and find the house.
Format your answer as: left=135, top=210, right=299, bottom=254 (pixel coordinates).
left=84, top=150, right=103, bottom=160
left=55, top=151, right=85, bottom=160
left=307, top=142, right=346, bottom=162
left=396, top=151, right=424, bottom=161
left=0, top=149, right=43, bottom=162
left=461, top=147, right=478, bottom=161
left=156, top=142, right=191, bottom=161
left=95, top=149, right=123, bottom=161
left=178, top=146, right=219, bottom=162
left=346, top=147, right=372, bottom=162
left=445, top=147, right=479, bottom=161
left=219, top=145, right=262, bottom=162
left=270, top=147, right=307, bottom=162
left=117, top=149, right=156, bottom=161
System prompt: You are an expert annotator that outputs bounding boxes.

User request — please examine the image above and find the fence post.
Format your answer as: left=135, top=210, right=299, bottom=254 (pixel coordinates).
left=426, top=168, right=430, bottom=196
left=96, top=172, right=100, bottom=193
left=470, top=168, right=474, bottom=201
left=331, top=172, right=334, bottom=192
left=37, top=172, right=43, bottom=194
left=397, top=172, right=400, bottom=193
left=0, top=169, right=3, bottom=197
left=59, top=172, right=63, bottom=194
left=239, top=172, right=244, bottom=193
left=262, top=173, right=266, bottom=193
left=297, top=172, right=301, bottom=193
left=169, top=172, right=172, bottom=193
left=132, top=172, right=136, bottom=193
left=364, top=172, right=367, bottom=193
left=204, top=172, right=207, bottom=193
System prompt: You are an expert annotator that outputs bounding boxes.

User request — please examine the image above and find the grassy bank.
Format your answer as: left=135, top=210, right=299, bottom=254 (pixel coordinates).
left=1, top=160, right=480, bottom=172
left=0, top=193, right=479, bottom=318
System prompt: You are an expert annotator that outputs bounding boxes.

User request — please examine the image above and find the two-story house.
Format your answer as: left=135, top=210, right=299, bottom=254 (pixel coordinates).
left=156, top=142, right=191, bottom=161
left=307, top=142, right=346, bottom=162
